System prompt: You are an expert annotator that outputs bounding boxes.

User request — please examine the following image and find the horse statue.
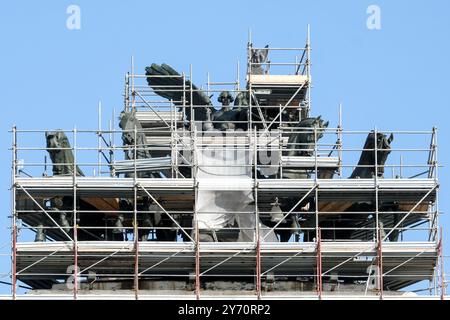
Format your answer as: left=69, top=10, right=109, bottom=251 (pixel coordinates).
left=41, top=131, right=106, bottom=242
left=320, top=132, right=397, bottom=241
left=350, top=132, right=394, bottom=179
left=118, top=110, right=161, bottom=178
left=45, top=131, right=84, bottom=176
left=258, top=116, right=329, bottom=242
left=116, top=110, right=187, bottom=241
left=282, top=116, right=329, bottom=179
left=348, top=132, right=399, bottom=241
left=36, top=131, right=84, bottom=242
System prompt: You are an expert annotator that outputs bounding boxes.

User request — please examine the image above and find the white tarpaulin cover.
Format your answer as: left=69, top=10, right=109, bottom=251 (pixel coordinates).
left=195, top=133, right=278, bottom=242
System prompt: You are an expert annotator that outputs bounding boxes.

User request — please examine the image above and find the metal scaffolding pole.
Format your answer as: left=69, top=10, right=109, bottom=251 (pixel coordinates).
left=254, top=128, right=261, bottom=299
left=439, top=227, right=445, bottom=300
left=195, top=182, right=200, bottom=299
left=16, top=185, right=73, bottom=241
left=133, top=123, right=139, bottom=300
left=138, top=184, right=194, bottom=242
left=383, top=186, right=437, bottom=242
left=338, top=103, right=343, bottom=177
left=306, top=24, right=311, bottom=117
left=11, top=125, right=17, bottom=300
left=134, top=185, right=139, bottom=300
left=377, top=230, right=383, bottom=299
left=97, top=102, right=102, bottom=177
left=316, top=227, right=322, bottom=299
left=131, top=56, right=135, bottom=112
left=262, top=186, right=317, bottom=241
left=73, top=126, right=78, bottom=300
left=374, top=127, right=379, bottom=243
left=189, top=64, right=193, bottom=131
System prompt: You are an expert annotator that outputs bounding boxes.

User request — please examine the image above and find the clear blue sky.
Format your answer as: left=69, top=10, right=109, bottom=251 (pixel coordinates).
left=0, top=0, right=449, bottom=295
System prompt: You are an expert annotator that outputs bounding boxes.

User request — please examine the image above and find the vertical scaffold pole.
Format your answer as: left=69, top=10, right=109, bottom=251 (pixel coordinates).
left=314, top=126, right=318, bottom=180
left=125, top=73, right=129, bottom=112
left=195, top=190, right=200, bottom=300
left=110, top=109, right=114, bottom=177
left=314, top=121, right=321, bottom=299
left=316, top=227, right=322, bottom=299
left=436, top=127, right=442, bottom=298
left=190, top=65, right=193, bottom=132
left=182, top=72, right=186, bottom=144
left=439, top=227, right=445, bottom=300
left=433, top=128, right=439, bottom=243
left=434, top=127, right=438, bottom=181
left=374, top=127, right=383, bottom=299
left=338, top=103, right=343, bottom=177
left=111, top=107, right=116, bottom=178
left=377, top=230, right=384, bottom=300
left=97, top=101, right=102, bottom=176
left=236, top=60, right=240, bottom=92
left=314, top=127, right=319, bottom=244
left=195, top=221, right=200, bottom=298
left=256, top=240, right=261, bottom=299
left=134, top=185, right=139, bottom=300
left=247, top=37, right=252, bottom=132
left=207, top=72, right=210, bottom=100
left=11, top=125, right=17, bottom=300
left=133, top=124, right=139, bottom=300
left=254, top=127, right=261, bottom=299
left=170, top=99, right=174, bottom=178
left=306, top=24, right=311, bottom=117
left=194, top=124, right=200, bottom=300
left=131, top=56, right=135, bottom=112
left=73, top=126, right=78, bottom=300
left=374, top=127, right=379, bottom=244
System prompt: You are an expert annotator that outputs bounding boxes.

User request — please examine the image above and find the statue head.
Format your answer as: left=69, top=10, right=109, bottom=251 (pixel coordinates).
left=234, top=92, right=249, bottom=108
left=50, top=196, right=64, bottom=209
left=119, top=110, right=137, bottom=130
left=350, top=131, right=394, bottom=179
left=365, top=131, right=394, bottom=176
left=298, top=116, right=329, bottom=142
left=45, top=131, right=83, bottom=176
left=46, top=131, right=71, bottom=150
left=217, top=91, right=234, bottom=106
left=118, top=110, right=144, bottom=144
left=286, top=116, right=329, bottom=157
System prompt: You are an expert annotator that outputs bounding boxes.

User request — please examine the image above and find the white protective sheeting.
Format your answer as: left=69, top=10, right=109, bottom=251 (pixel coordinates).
left=195, top=133, right=278, bottom=242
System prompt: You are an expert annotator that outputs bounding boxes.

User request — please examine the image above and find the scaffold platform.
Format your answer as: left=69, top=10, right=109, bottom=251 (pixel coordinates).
left=5, top=26, right=445, bottom=300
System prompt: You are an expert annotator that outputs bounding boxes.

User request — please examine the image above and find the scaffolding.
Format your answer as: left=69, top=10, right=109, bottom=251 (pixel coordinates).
left=4, top=28, right=447, bottom=300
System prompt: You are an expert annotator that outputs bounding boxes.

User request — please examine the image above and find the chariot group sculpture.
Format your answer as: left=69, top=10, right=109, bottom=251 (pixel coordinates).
left=37, top=46, right=401, bottom=244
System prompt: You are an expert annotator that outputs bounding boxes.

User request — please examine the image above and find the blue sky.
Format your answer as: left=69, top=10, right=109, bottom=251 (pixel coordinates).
left=0, top=0, right=449, bottom=295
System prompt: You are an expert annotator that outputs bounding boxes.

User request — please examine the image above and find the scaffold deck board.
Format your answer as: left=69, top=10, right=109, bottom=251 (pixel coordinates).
left=14, top=177, right=437, bottom=202
left=15, top=177, right=195, bottom=197
left=135, top=111, right=183, bottom=126
left=248, top=74, right=309, bottom=86
left=15, top=241, right=438, bottom=253
left=3, top=292, right=448, bottom=300
left=16, top=241, right=437, bottom=291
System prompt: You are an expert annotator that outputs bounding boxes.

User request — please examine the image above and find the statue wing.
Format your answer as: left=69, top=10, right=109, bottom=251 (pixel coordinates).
left=145, top=63, right=211, bottom=106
